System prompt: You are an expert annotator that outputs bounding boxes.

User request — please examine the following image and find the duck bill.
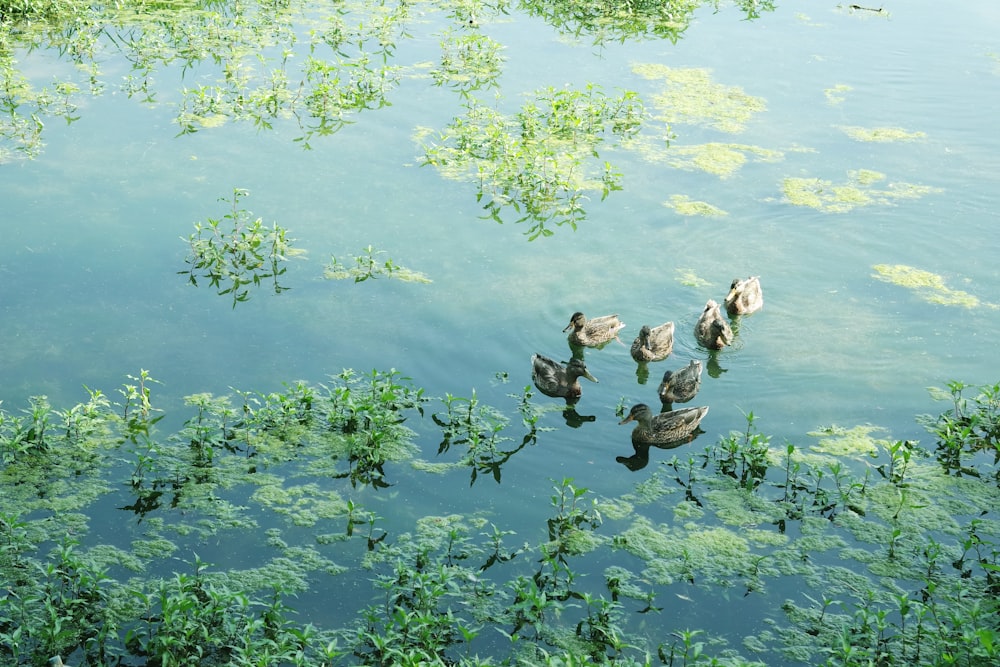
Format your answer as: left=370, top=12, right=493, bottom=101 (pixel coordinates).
left=618, top=414, right=634, bottom=425
left=562, top=322, right=574, bottom=332
left=584, top=370, right=598, bottom=383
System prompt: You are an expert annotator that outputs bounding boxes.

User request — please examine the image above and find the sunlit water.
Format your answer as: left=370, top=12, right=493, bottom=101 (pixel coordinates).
left=2, top=1, right=999, bottom=662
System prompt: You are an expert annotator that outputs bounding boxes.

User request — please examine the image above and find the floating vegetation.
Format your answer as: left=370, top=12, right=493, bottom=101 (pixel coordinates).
left=2, top=374, right=1000, bottom=665
left=782, top=169, right=941, bottom=212
left=325, top=245, right=432, bottom=283
left=824, top=83, right=852, bottom=104
left=431, top=27, right=505, bottom=94
left=519, top=0, right=702, bottom=44
left=665, top=194, right=728, bottom=216
left=647, top=141, right=783, bottom=177
left=420, top=84, right=643, bottom=239
left=839, top=125, right=928, bottom=142
left=872, top=264, right=995, bottom=309
left=633, top=63, right=767, bottom=133
left=180, top=189, right=302, bottom=307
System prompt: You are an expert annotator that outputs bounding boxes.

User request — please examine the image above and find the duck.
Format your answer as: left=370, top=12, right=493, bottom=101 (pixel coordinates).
left=724, top=276, right=763, bottom=316
left=658, top=359, right=703, bottom=404
left=694, top=300, right=733, bottom=349
left=563, top=311, right=625, bottom=347
left=531, top=353, right=598, bottom=401
left=619, top=403, right=709, bottom=446
left=630, top=322, right=675, bottom=363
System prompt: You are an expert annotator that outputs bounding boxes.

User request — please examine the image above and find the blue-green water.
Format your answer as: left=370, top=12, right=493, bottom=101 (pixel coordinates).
left=2, top=1, right=1000, bottom=663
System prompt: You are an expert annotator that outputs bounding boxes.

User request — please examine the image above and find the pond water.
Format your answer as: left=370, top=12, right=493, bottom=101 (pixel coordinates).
left=2, top=1, right=1000, bottom=665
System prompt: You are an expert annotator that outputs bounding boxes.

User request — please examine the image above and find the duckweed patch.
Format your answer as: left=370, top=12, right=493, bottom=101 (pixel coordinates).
left=632, top=63, right=767, bottom=133
left=665, top=194, right=729, bottom=216
left=872, top=263, right=994, bottom=309
left=782, top=170, right=941, bottom=212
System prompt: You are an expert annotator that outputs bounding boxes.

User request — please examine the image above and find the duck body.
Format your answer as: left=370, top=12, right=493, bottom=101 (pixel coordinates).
left=531, top=353, right=598, bottom=401
left=564, top=311, right=625, bottom=347
left=695, top=299, right=733, bottom=349
left=630, top=322, right=675, bottom=363
left=724, top=276, right=763, bottom=316
left=619, top=403, right=709, bottom=446
left=658, top=359, right=703, bottom=404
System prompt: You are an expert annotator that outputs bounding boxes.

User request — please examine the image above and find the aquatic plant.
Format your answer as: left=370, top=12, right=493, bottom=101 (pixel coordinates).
left=420, top=84, right=643, bottom=239
left=180, top=189, right=301, bottom=307
left=2, top=367, right=1000, bottom=666
left=325, top=245, right=432, bottom=283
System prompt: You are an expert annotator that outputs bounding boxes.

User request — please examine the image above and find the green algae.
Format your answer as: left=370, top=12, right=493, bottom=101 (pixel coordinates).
left=824, top=83, right=852, bottom=104
left=666, top=194, right=728, bottom=217
left=872, top=264, right=995, bottom=309
left=632, top=63, right=767, bottom=133
left=251, top=482, right=347, bottom=527
left=782, top=170, right=941, bottom=212
left=807, top=424, right=885, bottom=458
left=131, top=537, right=178, bottom=561
left=675, top=268, right=712, bottom=288
left=839, top=125, right=926, bottom=142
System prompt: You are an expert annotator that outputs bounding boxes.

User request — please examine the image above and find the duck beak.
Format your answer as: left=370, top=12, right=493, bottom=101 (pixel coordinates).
left=618, top=414, right=634, bottom=425
left=584, top=370, right=598, bottom=383
left=563, top=322, right=574, bottom=332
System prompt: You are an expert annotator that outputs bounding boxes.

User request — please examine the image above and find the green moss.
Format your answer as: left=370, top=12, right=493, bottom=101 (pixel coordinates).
left=666, top=194, right=728, bottom=216
left=839, top=125, right=926, bottom=142
left=633, top=63, right=766, bottom=133
left=872, top=264, right=994, bottom=309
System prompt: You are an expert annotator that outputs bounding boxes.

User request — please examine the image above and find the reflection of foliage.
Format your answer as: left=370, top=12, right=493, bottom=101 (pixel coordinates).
left=431, top=27, right=505, bottom=95
left=518, top=0, right=701, bottom=45
left=420, top=84, right=643, bottom=239
left=325, top=245, right=432, bottom=283
left=180, top=188, right=301, bottom=307
left=872, top=264, right=995, bottom=310
left=783, top=169, right=941, bottom=213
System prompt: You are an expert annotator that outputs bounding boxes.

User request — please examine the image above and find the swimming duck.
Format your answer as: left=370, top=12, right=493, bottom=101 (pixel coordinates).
left=563, top=312, right=625, bottom=347
left=724, top=276, right=763, bottom=316
left=619, top=403, right=709, bottom=446
left=694, top=300, right=733, bottom=349
left=630, top=322, right=675, bottom=363
left=531, top=353, right=598, bottom=401
left=658, top=359, right=703, bottom=404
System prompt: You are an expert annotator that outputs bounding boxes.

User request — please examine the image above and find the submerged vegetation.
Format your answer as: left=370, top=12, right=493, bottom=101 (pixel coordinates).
left=1, top=370, right=999, bottom=665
